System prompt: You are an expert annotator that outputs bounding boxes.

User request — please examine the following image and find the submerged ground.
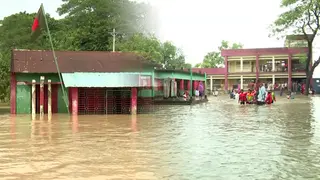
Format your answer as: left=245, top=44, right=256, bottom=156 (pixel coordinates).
left=0, top=95, right=319, bottom=179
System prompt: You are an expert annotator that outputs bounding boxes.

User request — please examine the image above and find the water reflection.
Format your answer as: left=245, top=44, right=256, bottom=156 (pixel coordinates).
left=131, top=115, right=137, bottom=132
left=71, top=115, right=78, bottom=134
left=0, top=96, right=320, bottom=179
left=10, top=115, right=16, bottom=140
left=274, top=99, right=318, bottom=179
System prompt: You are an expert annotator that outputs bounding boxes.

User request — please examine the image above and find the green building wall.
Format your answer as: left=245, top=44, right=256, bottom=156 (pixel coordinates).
left=154, top=70, right=206, bottom=96
left=154, top=71, right=205, bottom=81
left=14, top=70, right=205, bottom=114
left=15, top=73, right=69, bottom=114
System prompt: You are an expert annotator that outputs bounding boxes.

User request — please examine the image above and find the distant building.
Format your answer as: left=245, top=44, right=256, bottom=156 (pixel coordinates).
left=193, top=35, right=309, bottom=92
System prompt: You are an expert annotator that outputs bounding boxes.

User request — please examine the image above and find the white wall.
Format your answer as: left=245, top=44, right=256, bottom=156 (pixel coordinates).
left=313, top=36, right=320, bottom=78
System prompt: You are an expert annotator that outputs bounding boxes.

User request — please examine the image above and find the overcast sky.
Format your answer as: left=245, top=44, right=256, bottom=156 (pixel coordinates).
left=1, top=0, right=319, bottom=66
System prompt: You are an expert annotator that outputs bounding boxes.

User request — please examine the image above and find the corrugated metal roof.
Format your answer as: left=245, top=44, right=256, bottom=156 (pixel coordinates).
left=11, top=49, right=160, bottom=73
left=62, top=72, right=152, bottom=87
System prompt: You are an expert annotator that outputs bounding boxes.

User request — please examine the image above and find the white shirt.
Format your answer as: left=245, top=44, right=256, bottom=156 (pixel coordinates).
left=235, top=93, right=239, bottom=101
left=195, top=90, right=199, bottom=96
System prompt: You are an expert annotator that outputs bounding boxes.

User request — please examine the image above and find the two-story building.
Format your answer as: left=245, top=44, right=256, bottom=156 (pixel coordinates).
left=193, top=35, right=309, bottom=92
left=221, top=47, right=308, bottom=91
left=194, top=47, right=308, bottom=92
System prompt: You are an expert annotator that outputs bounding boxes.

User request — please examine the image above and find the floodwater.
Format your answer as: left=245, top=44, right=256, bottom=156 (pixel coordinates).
left=1, top=95, right=320, bottom=180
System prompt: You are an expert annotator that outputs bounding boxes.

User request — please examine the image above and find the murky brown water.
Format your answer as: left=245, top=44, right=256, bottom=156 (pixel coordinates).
left=1, top=95, right=320, bottom=180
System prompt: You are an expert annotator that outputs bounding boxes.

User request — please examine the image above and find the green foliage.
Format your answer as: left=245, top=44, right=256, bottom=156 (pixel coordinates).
left=271, top=0, right=320, bottom=94
left=0, top=0, right=188, bottom=101
left=271, top=0, right=320, bottom=38
left=0, top=52, right=10, bottom=102
left=117, top=33, right=187, bottom=69
left=196, top=40, right=243, bottom=68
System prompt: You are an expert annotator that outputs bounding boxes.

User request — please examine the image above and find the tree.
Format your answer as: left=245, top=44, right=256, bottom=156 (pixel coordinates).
left=117, top=33, right=188, bottom=69
left=271, top=0, right=320, bottom=95
left=162, top=41, right=186, bottom=69
left=196, top=40, right=243, bottom=68
left=56, top=0, right=156, bottom=51
left=0, top=0, right=187, bottom=101
left=0, top=12, right=61, bottom=102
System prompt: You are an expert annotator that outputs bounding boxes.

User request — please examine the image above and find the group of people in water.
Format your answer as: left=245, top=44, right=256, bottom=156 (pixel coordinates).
left=230, top=83, right=280, bottom=105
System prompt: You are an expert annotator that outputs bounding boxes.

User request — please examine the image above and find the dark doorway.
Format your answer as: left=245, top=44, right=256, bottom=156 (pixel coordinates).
left=78, top=88, right=106, bottom=115
left=35, top=84, right=58, bottom=114
left=106, top=88, right=131, bottom=114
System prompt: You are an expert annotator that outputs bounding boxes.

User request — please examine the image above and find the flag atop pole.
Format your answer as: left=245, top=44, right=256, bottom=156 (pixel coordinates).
left=31, top=4, right=70, bottom=114
left=31, top=4, right=46, bottom=41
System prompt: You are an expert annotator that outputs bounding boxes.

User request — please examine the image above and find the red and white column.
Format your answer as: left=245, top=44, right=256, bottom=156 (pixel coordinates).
left=70, top=87, right=78, bottom=115
left=39, top=76, right=45, bottom=116
left=131, top=87, right=137, bottom=115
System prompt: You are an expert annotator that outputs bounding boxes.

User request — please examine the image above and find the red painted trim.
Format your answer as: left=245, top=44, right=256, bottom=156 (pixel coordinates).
left=71, top=87, right=78, bottom=115
left=255, top=56, right=259, bottom=83
left=221, top=47, right=308, bottom=56
left=224, top=56, right=228, bottom=90
left=187, top=80, right=190, bottom=90
left=10, top=73, right=16, bottom=114
left=288, top=55, right=292, bottom=90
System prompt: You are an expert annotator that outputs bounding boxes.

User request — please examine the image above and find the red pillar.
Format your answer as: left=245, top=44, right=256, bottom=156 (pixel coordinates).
left=10, top=73, right=16, bottom=114
left=224, top=56, right=228, bottom=91
left=179, top=79, right=184, bottom=96
left=255, top=55, right=259, bottom=83
left=180, top=79, right=184, bottom=90
left=131, top=87, right=137, bottom=115
left=71, top=87, right=78, bottom=115
left=288, top=54, right=292, bottom=90
left=255, top=55, right=260, bottom=90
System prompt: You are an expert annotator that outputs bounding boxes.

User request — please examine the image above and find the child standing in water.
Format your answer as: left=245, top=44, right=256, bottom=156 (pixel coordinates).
left=238, top=89, right=247, bottom=105
left=287, top=91, right=294, bottom=99
left=265, top=91, right=273, bottom=104
left=235, top=90, right=239, bottom=102
left=246, top=89, right=254, bottom=104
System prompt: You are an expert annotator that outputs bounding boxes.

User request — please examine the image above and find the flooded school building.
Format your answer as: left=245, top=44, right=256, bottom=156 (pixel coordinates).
left=194, top=35, right=309, bottom=92
left=10, top=49, right=206, bottom=115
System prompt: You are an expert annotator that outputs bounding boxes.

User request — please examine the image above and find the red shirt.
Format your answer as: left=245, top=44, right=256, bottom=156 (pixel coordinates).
left=265, top=94, right=273, bottom=104
left=239, top=92, right=247, bottom=102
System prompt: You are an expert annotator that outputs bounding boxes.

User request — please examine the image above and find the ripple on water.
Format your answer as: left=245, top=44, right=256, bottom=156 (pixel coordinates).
left=0, top=95, right=320, bottom=179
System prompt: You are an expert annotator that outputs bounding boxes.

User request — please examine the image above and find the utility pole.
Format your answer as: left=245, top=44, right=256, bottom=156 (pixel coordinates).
left=112, top=28, right=116, bottom=52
